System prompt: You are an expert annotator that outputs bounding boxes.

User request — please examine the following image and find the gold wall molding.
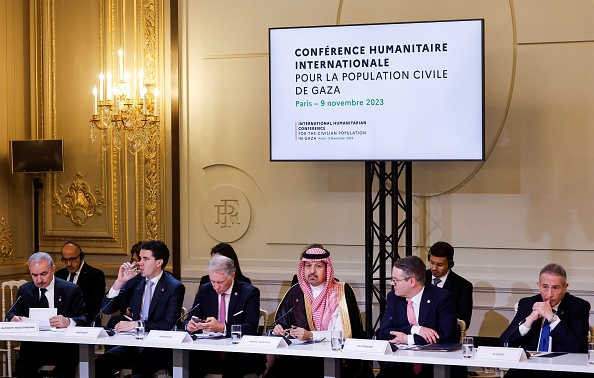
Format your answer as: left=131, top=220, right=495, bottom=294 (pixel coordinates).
left=52, top=173, right=106, bottom=227
left=0, top=218, right=14, bottom=263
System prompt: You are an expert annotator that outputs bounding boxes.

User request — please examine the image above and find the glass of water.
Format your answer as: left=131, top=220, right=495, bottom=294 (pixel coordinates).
left=588, top=342, right=594, bottom=364
left=331, top=329, right=343, bottom=351
left=135, top=320, right=145, bottom=339
left=462, top=336, right=474, bottom=358
left=231, top=324, right=242, bottom=344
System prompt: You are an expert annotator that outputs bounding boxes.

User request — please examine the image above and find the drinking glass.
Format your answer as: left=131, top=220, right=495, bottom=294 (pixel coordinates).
left=331, top=329, right=343, bottom=351
left=125, top=262, right=140, bottom=276
left=462, top=336, right=474, bottom=358
left=231, top=324, right=242, bottom=344
left=588, top=342, right=594, bottom=364
left=134, top=320, right=145, bottom=339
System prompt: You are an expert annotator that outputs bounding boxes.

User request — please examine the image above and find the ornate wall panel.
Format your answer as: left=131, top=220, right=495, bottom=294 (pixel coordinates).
left=29, top=0, right=168, bottom=259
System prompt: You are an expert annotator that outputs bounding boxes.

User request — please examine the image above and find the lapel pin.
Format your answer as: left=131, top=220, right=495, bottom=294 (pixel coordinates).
left=161, top=288, right=165, bottom=292
left=427, top=300, right=430, bottom=303
left=234, top=292, right=238, bottom=296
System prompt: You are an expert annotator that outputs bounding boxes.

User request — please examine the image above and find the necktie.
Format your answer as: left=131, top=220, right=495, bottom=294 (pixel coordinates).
left=141, top=280, right=154, bottom=321
left=539, top=319, right=551, bottom=352
left=39, top=288, right=49, bottom=308
left=433, top=277, right=441, bottom=286
left=407, top=298, right=422, bottom=374
left=219, top=293, right=226, bottom=324
left=69, top=273, right=76, bottom=282
left=407, top=299, right=418, bottom=326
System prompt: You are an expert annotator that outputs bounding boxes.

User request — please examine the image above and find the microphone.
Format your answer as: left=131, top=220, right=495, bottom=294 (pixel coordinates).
left=173, top=303, right=201, bottom=331
left=91, top=298, right=114, bottom=327
left=267, top=307, right=294, bottom=345
left=503, top=318, right=526, bottom=348
left=268, top=307, right=294, bottom=333
left=4, top=296, right=21, bottom=322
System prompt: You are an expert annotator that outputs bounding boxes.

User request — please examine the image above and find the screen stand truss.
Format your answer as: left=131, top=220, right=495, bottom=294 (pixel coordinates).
left=364, top=161, right=412, bottom=338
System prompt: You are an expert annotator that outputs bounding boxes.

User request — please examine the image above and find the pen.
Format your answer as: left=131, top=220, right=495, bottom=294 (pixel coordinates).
left=124, top=315, right=133, bottom=321
left=233, top=310, right=243, bottom=317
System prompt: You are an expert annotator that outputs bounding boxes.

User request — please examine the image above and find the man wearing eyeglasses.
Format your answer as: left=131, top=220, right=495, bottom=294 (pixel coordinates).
left=56, top=241, right=106, bottom=326
left=377, top=255, right=457, bottom=378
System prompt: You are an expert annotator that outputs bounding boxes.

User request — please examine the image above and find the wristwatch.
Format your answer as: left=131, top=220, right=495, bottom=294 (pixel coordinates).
left=549, top=314, right=559, bottom=323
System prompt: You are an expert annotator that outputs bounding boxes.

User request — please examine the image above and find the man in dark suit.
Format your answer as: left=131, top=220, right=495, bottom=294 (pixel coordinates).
left=8, top=252, right=87, bottom=378
left=425, top=241, right=473, bottom=328
left=184, top=254, right=265, bottom=377
left=500, top=263, right=590, bottom=378
left=55, top=241, right=106, bottom=326
left=95, top=240, right=185, bottom=378
left=377, top=255, right=457, bottom=378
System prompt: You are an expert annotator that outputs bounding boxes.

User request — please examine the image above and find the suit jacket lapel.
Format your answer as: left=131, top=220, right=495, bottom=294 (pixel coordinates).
left=149, top=274, right=167, bottom=318
left=131, top=278, right=145, bottom=320
left=418, top=287, right=432, bottom=326
left=32, top=284, right=42, bottom=308
left=76, top=264, right=88, bottom=286
left=54, top=281, right=63, bottom=315
left=228, top=282, right=240, bottom=318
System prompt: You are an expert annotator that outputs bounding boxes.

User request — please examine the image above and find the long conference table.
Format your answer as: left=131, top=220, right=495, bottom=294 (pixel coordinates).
left=1, top=330, right=594, bottom=378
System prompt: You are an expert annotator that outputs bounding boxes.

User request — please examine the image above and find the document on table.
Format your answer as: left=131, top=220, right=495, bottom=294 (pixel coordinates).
left=28, top=308, right=57, bottom=330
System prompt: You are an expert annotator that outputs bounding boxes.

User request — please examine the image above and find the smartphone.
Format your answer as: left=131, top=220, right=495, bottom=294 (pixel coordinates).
left=191, top=316, right=205, bottom=323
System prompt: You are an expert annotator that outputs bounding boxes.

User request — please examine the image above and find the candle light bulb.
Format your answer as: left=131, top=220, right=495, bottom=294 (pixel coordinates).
left=93, top=86, right=98, bottom=116
left=99, top=73, right=104, bottom=102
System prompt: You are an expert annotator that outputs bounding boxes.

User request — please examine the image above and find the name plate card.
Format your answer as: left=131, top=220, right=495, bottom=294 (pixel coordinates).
left=145, top=330, right=193, bottom=343
left=474, top=346, right=528, bottom=362
left=239, top=335, right=288, bottom=348
left=0, top=321, right=38, bottom=333
left=63, top=327, right=109, bottom=339
left=343, top=338, right=392, bottom=354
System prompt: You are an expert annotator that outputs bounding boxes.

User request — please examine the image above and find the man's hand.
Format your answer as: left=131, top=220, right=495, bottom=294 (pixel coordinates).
left=10, top=316, right=22, bottom=322
left=388, top=331, right=407, bottom=344
left=533, top=301, right=555, bottom=321
left=49, top=315, right=70, bottom=328
left=289, top=326, right=312, bottom=341
left=114, top=320, right=137, bottom=333
left=195, top=316, right=225, bottom=333
left=272, top=324, right=285, bottom=336
left=418, top=326, right=440, bottom=344
left=186, top=317, right=202, bottom=333
left=112, top=263, right=138, bottom=291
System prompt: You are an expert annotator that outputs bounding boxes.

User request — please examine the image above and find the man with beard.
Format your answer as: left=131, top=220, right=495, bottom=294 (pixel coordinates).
left=267, top=245, right=370, bottom=378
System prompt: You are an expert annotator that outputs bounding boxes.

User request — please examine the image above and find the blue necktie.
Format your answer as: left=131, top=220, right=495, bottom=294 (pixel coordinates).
left=538, top=319, right=550, bottom=352
left=141, top=280, right=154, bottom=321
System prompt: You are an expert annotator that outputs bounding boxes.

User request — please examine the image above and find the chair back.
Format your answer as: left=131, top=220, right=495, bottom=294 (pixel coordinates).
left=1, top=279, right=27, bottom=377
left=457, top=318, right=467, bottom=343
left=258, top=308, right=269, bottom=335
left=1, top=280, right=27, bottom=321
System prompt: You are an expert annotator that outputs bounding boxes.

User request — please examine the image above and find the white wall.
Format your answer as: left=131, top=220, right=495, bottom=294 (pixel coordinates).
left=178, top=0, right=594, bottom=338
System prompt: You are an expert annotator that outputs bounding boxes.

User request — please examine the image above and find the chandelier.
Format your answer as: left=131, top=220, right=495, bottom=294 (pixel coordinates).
left=89, top=0, right=161, bottom=155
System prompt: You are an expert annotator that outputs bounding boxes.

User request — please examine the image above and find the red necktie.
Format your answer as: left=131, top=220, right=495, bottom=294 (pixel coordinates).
left=407, top=299, right=422, bottom=375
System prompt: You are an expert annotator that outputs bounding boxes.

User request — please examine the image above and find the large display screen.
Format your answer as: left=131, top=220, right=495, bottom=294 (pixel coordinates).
left=269, top=19, right=485, bottom=161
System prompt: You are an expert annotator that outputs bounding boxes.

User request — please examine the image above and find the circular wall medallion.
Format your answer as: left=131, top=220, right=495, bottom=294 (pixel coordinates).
left=202, top=185, right=251, bottom=242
